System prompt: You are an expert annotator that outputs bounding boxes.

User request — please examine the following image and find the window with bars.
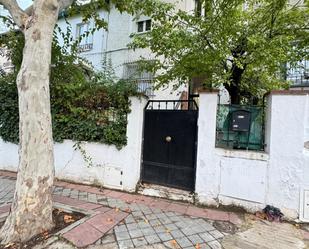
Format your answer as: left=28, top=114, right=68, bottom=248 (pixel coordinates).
left=136, top=19, right=152, bottom=33
left=287, top=60, right=309, bottom=87
left=76, top=22, right=93, bottom=52
left=123, top=62, right=154, bottom=97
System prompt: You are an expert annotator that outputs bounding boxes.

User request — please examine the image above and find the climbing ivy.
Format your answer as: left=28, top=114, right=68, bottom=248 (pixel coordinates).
left=0, top=31, right=139, bottom=149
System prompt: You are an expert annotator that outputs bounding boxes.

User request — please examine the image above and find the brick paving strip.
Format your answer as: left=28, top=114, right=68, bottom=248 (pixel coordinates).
left=0, top=171, right=245, bottom=248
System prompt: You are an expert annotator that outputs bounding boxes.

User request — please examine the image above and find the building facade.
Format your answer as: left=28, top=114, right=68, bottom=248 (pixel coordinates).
left=55, top=1, right=195, bottom=99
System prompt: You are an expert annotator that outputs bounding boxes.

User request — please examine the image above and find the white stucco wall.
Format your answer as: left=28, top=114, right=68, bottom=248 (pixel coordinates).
left=56, top=11, right=107, bottom=70
left=195, top=91, right=309, bottom=220
left=0, top=97, right=146, bottom=192
left=1, top=91, right=308, bottom=219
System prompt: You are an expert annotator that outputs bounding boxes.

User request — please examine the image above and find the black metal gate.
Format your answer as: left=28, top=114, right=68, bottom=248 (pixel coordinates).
left=141, top=100, right=198, bottom=191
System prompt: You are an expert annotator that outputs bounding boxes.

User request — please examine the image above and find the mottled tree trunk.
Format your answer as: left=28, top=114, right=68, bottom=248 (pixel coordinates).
left=0, top=1, right=60, bottom=244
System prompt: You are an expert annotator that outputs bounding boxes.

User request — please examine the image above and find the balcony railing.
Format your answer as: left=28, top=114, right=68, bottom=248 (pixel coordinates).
left=77, top=43, right=93, bottom=53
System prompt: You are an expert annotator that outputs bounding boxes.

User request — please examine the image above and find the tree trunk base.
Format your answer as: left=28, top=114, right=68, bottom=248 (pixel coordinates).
left=0, top=205, right=54, bottom=245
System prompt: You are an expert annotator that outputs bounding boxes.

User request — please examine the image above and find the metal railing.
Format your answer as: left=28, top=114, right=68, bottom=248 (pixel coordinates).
left=145, top=100, right=198, bottom=111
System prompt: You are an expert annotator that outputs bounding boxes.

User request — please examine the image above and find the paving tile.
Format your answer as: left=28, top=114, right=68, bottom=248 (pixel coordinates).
left=87, top=211, right=127, bottom=233
left=176, top=237, right=192, bottom=248
left=124, top=215, right=136, bottom=224
left=53, top=194, right=85, bottom=205
left=167, top=203, right=189, bottom=214
left=145, top=213, right=158, bottom=220
left=199, top=220, right=216, bottom=232
left=170, top=215, right=183, bottom=223
left=159, top=217, right=172, bottom=225
left=106, top=190, right=126, bottom=199
left=154, top=225, right=167, bottom=234
left=149, top=219, right=162, bottom=227
left=208, top=240, right=222, bottom=249
left=187, top=234, right=204, bottom=245
left=164, top=223, right=178, bottom=231
left=178, top=224, right=193, bottom=233
left=186, top=206, right=207, bottom=218
left=208, top=230, right=224, bottom=239
left=142, top=227, right=156, bottom=236
left=156, top=213, right=168, bottom=219
left=164, top=240, right=180, bottom=249
left=132, top=211, right=144, bottom=217
left=127, top=222, right=139, bottom=231
left=197, top=243, right=212, bottom=249
left=137, top=221, right=151, bottom=229
left=170, top=229, right=185, bottom=239
left=135, top=196, right=155, bottom=206
left=101, top=234, right=116, bottom=244
left=63, top=222, right=103, bottom=247
left=165, top=212, right=177, bottom=217
left=132, top=237, right=148, bottom=247
left=118, top=193, right=139, bottom=203
left=78, top=202, right=102, bottom=210
left=115, top=224, right=128, bottom=233
left=150, top=200, right=171, bottom=210
left=115, top=231, right=131, bottom=241
left=95, top=206, right=111, bottom=213
left=199, top=232, right=216, bottom=243
left=118, top=239, right=134, bottom=249
left=157, top=232, right=173, bottom=242
left=203, top=209, right=230, bottom=222
left=145, top=234, right=161, bottom=244
left=128, top=229, right=144, bottom=238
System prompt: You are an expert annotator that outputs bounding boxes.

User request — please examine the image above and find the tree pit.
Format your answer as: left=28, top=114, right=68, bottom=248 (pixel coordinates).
left=0, top=208, right=85, bottom=249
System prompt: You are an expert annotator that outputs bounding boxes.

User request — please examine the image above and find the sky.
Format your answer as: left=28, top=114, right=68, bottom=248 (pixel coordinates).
left=0, top=0, right=32, bottom=33
left=1, top=0, right=33, bottom=10
left=18, top=0, right=32, bottom=10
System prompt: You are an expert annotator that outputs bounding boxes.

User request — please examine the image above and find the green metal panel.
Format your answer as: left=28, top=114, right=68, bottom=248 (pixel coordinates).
left=216, top=104, right=264, bottom=151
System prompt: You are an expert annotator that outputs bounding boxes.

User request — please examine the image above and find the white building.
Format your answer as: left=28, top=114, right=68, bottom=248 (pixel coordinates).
left=55, top=1, right=196, bottom=99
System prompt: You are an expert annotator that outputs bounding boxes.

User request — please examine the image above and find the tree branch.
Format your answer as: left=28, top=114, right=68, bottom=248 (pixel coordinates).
left=0, top=0, right=27, bottom=28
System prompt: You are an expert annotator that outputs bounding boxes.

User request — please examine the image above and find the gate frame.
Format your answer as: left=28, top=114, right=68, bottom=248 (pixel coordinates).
left=139, top=99, right=199, bottom=192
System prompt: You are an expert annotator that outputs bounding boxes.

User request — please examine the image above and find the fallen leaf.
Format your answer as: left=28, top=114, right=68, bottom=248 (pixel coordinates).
left=171, top=240, right=178, bottom=248
left=64, top=214, right=75, bottom=223
left=195, top=243, right=201, bottom=249
left=107, top=218, right=113, bottom=223
left=115, top=208, right=120, bottom=212
left=166, top=229, right=170, bottom=233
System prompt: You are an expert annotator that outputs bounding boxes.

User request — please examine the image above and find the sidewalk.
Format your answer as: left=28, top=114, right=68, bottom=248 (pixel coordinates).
left=0, top=171, right=308, bottom=249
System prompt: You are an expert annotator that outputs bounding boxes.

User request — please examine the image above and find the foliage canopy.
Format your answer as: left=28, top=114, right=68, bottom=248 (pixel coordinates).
left=130, top=0, right=309, bottom=103
left=0, top=31, right=138, bottom=149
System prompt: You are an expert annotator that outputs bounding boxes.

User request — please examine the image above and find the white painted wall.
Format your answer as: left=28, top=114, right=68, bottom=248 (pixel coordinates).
left=1, top=91, right=309, bottom=220
left=196, top=91, right=309, bottom=220
left=56, top=11, right=107, bottom=70
left=0, top=97, right=147, bottom=192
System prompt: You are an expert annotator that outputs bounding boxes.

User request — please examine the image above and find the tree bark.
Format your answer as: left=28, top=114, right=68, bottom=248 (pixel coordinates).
left=225, top=61, right=246, bottom=105
left=0, top=0, right=60, bottom=244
